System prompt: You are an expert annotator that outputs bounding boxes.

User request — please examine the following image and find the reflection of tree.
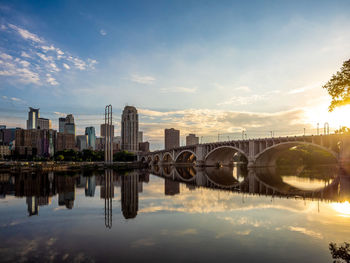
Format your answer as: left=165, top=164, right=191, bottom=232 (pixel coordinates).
left=329, top=242, right=350, bottom=263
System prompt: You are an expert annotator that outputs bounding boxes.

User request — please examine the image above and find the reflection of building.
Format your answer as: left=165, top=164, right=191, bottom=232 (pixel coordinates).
left=165, top=128, right=180, bottom=150
left=58, top=191, right=75, bottom=209
left=165, top=179, right=180, bottom=196
left=186, top=134, right=199, bottom=146
left=121, top=173, right=139, bottom=219
left=27, top=107, right=40, bottom=130
left=85, top=127, right=96, bottom=150
left=121, top=106, right=139, bottom=152
left=0, top=145, right=10, bottom=159
left=85, top=176, right=96, bottom=197
left=26, top=196, right=38, bottom=216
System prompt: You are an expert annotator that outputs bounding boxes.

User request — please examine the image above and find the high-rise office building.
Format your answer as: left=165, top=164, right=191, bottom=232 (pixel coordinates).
left=27, top=107, right=40, bottom=130
left=186, top=134, right=199, bottom=146
left=59, top=117, right=66, bottom=133
left=37, top=118, right=52, bottom=130
left=121, top=106, right=139, bottom=151
left=76, top=135, right=88, bottom=151
left=56, top=133, right=76, bottom=151
left=138, top=131, right=143, bottom=144
left=165, top=128, right=180, bottom=150
left=63, top=114, right=76, bottom=136
left=85, top=127, right=96, bottom=150
left=100, top=124, right=114, bottom=138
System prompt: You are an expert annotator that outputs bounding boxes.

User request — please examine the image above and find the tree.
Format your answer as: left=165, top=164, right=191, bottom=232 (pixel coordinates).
left=323, top=59, right=350, bottom=112
left=335, top=126, right=350, bottom=134
left=329, top=242, right=350, bottom=263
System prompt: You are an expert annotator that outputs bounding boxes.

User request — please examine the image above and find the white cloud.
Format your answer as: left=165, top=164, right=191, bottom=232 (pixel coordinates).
left=217, top=94, right=265, bottom=106
left=288, top=82, right=322, bottom=94
left=8, top=23, right=43, bottom=43
left=46, top=73, right=59, bottom=85
left=62, top=63, right=70, bottom=69
left=21, top=51, right=31, bottom=58
left=10, top=97, right=21, bottom=102
left=288, top=226, right=323, bottom=239
left=36, top=52, right=52, bottom=62
left=100, top=29, right=107, bottom=36
left=48, top=62, right=60, bottom=72
left=130, top=74, right=156, bottom=84
left=234, top=86, right=251, bottom=92
left=19, top=60, right=30, bottom=67
left=0, top=52, right=13, bottom=60
left=160, top=86, right=197, bottom=93
left=0, top=24, right=6, bottom=30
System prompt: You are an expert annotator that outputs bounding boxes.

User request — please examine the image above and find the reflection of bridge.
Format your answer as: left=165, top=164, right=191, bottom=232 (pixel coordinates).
left=150, top=165, right=350, bottom=202
left=140, top=134, right=350, bottom=167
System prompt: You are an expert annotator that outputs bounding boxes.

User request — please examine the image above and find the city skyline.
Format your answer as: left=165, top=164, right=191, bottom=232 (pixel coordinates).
left=1, top=0, right=350, bottom=150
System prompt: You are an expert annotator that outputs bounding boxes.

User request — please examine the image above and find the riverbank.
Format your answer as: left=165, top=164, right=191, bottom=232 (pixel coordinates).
left=0, top=161, right=147, bottom=172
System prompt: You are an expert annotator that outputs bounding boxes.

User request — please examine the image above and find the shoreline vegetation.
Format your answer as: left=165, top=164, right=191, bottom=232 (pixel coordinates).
left=0, top=161, right=146, bottom=172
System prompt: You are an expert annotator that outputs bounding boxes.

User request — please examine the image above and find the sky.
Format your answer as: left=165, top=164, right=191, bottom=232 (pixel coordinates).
left=0, top=0, right=350, bottom=150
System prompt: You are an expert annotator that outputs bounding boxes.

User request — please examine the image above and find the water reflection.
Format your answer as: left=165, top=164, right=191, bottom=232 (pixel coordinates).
left=1, top=164, right=350, bottom=262
left=1, top=164, right=349, bottom=221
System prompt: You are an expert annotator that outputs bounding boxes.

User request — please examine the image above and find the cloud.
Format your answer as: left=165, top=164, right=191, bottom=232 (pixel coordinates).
left=288, top=82, right=322, bottom=94
left=21, top=51, right=30, bottom=58
left=0, top=23, right=98, bottom=88
left=46, top=73, right=59, bottom=85
left=130, top=74, right=156, bottom=84
left=217, top=94, right=265, bottom=106
left=10, top=97, right=21, bottom=102
left=8, top=23, right=43, bottom=43
left=130, top=238, right=155, bottom=248
left=100, top=29, right=107, bottom=36
left=288, top=226, right=323, bottom=239
left=234, top=86, right=251, bottom=92
left=160, top=86, right=197, bottom=93
left=0, top=52, right=12, bottom=60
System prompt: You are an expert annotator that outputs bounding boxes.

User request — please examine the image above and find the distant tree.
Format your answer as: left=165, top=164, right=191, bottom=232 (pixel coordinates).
left=57, top=155, right=64, bottom=161
left=114, top=151, right=136, bottom=162
left=329, top=242, right=350, bottom=263
left=323, top=59, right=350, bottom=112
left=335, top=126, right=350, bottom=134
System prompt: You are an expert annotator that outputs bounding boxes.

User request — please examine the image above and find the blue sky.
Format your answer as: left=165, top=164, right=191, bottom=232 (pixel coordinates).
left=1, top=0, right=350, bottom=149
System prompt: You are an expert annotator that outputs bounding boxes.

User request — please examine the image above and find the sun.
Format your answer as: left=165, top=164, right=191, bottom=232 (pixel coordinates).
left=330, top=201, right=350, bottom=216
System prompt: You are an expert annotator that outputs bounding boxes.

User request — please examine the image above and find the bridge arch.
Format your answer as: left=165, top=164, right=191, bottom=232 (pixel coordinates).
left=175, top=150, right=197, bottom=164
left=140, top=156, right=146, bottom=163
left=175, top=166, right=197, bottom=182
left=205, top=146, right=248, bottom=167
left=152, top=154, right=161, bottom=165
left=162, top=152, right=173, bottom=163
left=254, top=141, right=338, bottom=167
left=147, top=156, right=152, bottom=163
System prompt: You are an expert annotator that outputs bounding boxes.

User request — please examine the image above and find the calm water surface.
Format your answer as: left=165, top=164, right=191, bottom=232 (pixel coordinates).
left=1, top=164, right=350, bottom=263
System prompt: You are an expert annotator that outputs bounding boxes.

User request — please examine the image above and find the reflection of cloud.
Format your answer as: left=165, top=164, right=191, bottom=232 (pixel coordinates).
left=161, top=228, right=198, bottom=236
left=130, top=238, right=156, bottom=248
left=288, top=226, right=323, bottom=239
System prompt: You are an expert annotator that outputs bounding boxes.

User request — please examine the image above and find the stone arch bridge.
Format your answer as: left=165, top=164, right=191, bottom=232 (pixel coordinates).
left=139, top=134, right=350, bottom=167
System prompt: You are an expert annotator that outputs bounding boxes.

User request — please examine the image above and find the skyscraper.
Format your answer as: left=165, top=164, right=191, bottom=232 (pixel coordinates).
left=100, top=124, right=114, bottom=138
left=121, top=106, right=139, bottom=152
left=85, top=127, right=96, bottom=150
left=37, top=118, right=52, bottom=130
left=64, top=114, right=76, bottom=136
left=186, top=134, right=199, bottom=146
left=26, top=107, right=39, bottom=130
left=59, top=117, right=66, bottom=133
left=165, top=128, right=180, bottom=150
left=76, top=135, right=88, bottom=151
left=138, top=131, right=143, bottom=144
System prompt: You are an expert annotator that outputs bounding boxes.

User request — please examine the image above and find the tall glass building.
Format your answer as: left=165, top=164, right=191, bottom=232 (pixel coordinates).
left=26, top=107, right=40, bottom=130
left=85, top=127, right=96, bottom=150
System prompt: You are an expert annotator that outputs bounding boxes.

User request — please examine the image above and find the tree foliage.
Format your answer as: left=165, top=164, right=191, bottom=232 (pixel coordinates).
left=329, top=242, right=350, bottom=263
left=335, top=126, right=350, bottom=134
left=323, top=59, right=350, bottom=112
